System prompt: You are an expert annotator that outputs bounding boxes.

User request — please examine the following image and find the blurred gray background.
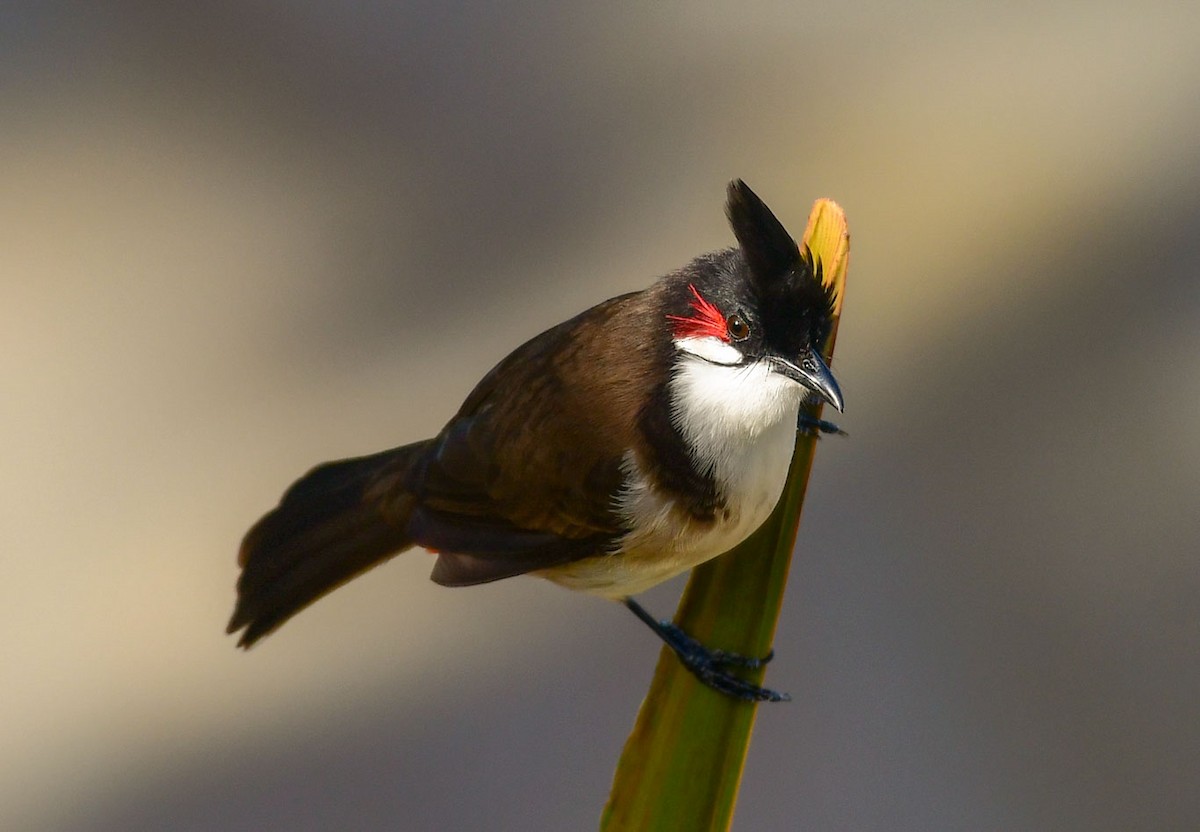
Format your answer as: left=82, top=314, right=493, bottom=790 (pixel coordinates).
left=3, top=2, right=1198, bottom=830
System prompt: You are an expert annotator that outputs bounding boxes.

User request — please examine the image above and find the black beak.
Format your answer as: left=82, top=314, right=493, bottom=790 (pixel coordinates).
left=772, top=349, right=843, bottom=412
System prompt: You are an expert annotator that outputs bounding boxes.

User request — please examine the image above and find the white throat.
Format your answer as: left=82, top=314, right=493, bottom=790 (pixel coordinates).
left=669, top=336, right=804, bottom=494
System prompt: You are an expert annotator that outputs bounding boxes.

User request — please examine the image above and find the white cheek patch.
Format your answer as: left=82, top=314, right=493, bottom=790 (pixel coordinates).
left=674, top=335, right=743, bottom=366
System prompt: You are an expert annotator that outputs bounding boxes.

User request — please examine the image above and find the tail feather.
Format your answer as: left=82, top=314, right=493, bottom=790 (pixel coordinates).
left=228, top=442, right=427, bottom=647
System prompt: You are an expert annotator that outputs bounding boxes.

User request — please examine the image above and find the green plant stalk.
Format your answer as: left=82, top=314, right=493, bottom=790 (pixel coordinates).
left=601, top=199, right=847, bottom=832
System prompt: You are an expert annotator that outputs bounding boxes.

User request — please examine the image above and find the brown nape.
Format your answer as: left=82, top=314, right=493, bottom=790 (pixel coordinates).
left=227, top=443, right=426, bottom=647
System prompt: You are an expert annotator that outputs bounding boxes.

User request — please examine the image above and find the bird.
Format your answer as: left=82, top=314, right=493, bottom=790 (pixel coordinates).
left=228, top=180, right=843, bottom=702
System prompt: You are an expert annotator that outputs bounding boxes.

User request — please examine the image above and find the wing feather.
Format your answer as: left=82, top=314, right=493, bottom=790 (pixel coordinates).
left=402, top=292, right=654, bottom=576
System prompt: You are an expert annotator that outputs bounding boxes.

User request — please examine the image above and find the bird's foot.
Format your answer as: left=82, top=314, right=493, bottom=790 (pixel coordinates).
left=624, top=598, right=789, bottom=702
left=654, top=619, right=790, bottom=703
left=797, top=412, right=846, bottom=437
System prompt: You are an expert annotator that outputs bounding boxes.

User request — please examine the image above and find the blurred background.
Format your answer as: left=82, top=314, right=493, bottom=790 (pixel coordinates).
left=3, top=2, right=1198, bottom=830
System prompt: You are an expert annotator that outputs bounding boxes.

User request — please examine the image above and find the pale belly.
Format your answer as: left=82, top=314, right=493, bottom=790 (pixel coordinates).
left=538, top=404, right=799, bottom=599
left=540, top=497, right=779, bottom=598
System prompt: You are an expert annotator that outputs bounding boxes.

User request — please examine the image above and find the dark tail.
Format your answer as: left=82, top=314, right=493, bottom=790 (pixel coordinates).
left=227, top=442, right=429, bottom=648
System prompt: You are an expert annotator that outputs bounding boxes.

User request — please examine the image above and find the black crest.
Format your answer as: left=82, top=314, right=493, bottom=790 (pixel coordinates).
left=725, top=179, right=802, bottom=284
left=724, top=180, right=836, bottom=356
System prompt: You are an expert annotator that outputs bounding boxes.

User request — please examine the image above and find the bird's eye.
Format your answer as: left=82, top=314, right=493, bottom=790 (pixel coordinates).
left=727, top=314, right=750, bottom=341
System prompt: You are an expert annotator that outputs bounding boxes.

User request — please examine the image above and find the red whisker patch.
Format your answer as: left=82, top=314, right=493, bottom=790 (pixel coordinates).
left=667, top=284, right=728, bottom=341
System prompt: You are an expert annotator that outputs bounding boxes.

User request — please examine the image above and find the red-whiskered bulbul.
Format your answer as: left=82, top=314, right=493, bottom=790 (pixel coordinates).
left=228, top=180, right=843, bottom=701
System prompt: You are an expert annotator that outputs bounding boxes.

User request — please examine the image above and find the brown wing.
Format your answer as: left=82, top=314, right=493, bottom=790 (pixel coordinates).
left=400, top=291, right=657, bottom=583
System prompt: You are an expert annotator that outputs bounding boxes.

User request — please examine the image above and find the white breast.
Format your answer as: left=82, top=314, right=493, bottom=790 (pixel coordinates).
left=542, top=342, right=804, bottom=598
